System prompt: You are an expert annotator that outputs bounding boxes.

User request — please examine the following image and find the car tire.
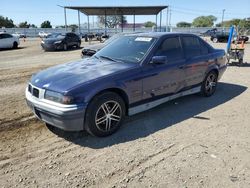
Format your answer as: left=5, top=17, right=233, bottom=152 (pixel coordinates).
left=212, top=37, right=218, bottom=43
left=200, top=71, right=218, bottom=97
left=85, top=92, right=125, bottom=137
left=63, top=43, right=68, bottom=51
left=13, top=42, right=18, bottom=49
left=77, top=42, right=81, bottom=48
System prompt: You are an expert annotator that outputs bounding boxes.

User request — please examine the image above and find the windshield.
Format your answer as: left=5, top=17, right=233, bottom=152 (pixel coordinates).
left=95, top=36, right=156, bottom=63
left=47, top=33, right=64, bottom=38
left=104, top=34, right=123, bottom=45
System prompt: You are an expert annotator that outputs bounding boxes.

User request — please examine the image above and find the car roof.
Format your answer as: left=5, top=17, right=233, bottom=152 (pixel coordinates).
left=126, top=32, right=199, bottom=38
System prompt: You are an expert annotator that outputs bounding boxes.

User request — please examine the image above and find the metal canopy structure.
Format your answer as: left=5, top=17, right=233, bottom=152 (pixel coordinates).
left=61, top=5, right=168, bottom=35
left=64, top=6, right=167, bottom=15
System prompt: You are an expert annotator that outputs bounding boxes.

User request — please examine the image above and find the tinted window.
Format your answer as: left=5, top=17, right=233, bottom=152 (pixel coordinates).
left=155, top=37, right=183, bottom=61
left=182, top=36, right=201, bottom=58
left=67, top=33, right=76, bottom=38
left=0, top=34, right=12, bottom=39
left=199, top=39, right=209, bottom=55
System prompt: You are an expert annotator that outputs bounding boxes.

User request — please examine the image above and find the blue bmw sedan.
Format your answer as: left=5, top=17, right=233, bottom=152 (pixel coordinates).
left=26, top=32, right=227, bottom=137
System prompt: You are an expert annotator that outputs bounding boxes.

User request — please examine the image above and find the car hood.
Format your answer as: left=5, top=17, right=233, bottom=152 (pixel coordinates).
left=30, top=58, right=137, bottom=93
left=83, top=43, right=105, bottom=51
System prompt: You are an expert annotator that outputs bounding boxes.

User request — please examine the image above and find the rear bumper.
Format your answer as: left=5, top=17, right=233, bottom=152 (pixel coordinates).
left=25, top=87, right=86, bottom=131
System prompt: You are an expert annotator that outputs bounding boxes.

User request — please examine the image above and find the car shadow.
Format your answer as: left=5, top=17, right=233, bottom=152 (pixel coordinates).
left=0, top=47, right=27, bottom=51
left=228, top=61, right=250, bottom=67
left=44, top=47, right=82, bottom=53
left=50, top=82, right=247, bottom=148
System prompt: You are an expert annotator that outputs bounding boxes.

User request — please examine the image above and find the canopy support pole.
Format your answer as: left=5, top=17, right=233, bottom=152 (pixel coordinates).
left=121, top=15, right=124, bottom=32
left=104, top=10, right=107, bottom=36
left=64, top=7, right=67, bottom=32
left=155, top=14, right=158, bottom=32
left=78, top=10, right=81, bottom=34
left=160, top=11, right=162, bottom=32
left=133, top=14, right=135, bottom=31
left=87, top=15, right=90, bottom=33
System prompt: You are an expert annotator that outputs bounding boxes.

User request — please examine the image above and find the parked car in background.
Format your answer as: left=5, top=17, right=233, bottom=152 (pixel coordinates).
left=38, top=31, right=50, bottom=38
left=41, top=32, right=81, bottom=51
left=211, top=31, right=249, bottom=43
left=26, top=32, right=227, bottom=137
left=200, top=28, right=217, bottom=37
left=0, top=32, right=20, bottom=49
left=81, top=33, right=130, bottom=57
left=12, top=32, right=26, bottom=38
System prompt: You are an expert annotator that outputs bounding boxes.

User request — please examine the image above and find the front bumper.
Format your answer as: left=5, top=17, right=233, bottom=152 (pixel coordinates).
left=41, top=42, right=63, bottom=51
left=25, top=86, right=86, bottom=131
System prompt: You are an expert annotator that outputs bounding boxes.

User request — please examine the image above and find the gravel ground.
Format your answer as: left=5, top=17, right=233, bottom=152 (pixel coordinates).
left=0, top=38, right=250, bottom=188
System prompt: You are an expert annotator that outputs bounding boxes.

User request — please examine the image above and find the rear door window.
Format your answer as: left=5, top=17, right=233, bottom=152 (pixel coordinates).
left=199, top=39, right=209, bottom=55
left=155, top=37, right=184, bottom=62
left=182, top=36, right=201, bottom=58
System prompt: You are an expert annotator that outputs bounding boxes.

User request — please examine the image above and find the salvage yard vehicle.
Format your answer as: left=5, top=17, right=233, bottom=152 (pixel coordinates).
left=81, top=33, right=125, bottom=57
left=0, top=32, right=19, bottom=49
left=211, top=31, right=249, bottom=43
left=41, top=32, right=81, bottom=51
left=38, top=31, right=50, bottom=38
left=12, top=32, right=26, bottom=38
left=26, top=32, right=227, bottom=137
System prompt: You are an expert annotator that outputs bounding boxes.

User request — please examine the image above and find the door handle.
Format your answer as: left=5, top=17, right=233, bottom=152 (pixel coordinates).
left=178, top=64, right=187, bottom=69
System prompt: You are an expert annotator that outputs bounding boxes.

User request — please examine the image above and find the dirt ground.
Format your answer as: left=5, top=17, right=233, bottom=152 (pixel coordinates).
left=0, top=38, right=250, bottom=188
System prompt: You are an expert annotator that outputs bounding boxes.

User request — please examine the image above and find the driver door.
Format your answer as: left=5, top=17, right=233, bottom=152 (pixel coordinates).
left=141, top=36, right=186, bottom=100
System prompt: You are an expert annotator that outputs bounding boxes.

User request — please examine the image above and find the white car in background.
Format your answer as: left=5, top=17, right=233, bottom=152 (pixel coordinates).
left=38, top=31, right=50, bottom=38
left=0, top=32, right=20, bottom=49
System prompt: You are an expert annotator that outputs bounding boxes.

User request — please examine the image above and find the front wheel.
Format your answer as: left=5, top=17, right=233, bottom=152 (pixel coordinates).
left=13, top=42, right=18, bottom=49
left=200, top=71, right=218, bottom=97
left=85, top=92, right=125, bottom=137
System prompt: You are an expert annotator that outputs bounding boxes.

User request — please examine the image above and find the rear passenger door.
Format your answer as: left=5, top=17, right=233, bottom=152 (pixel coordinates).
left=181, top=35, right=208, bottom=88
left=142, top=36, right=186, bottom=100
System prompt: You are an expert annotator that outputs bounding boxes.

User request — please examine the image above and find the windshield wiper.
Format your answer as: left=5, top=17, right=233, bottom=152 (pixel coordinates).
left=99, top=55, right=123, bottom=63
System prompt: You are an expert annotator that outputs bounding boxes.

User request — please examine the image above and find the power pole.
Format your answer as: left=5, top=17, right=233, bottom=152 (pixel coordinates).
left=222, top=9, right=225, bottom=27
left=166, top=6, right=169, bottom=31
left=169, top=7, right=172, bottom=27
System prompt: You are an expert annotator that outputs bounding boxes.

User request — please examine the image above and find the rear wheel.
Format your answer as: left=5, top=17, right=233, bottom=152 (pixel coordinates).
left=85, top=92, right=125, bottom=137
left=201, top=71, right=218, bottom=97
left=212, top=37, right=218, bottom=43
left=63, top=43, right=68, bottom=51
left=13, top=41, right=18, bottom=49
left=77, top=42, right=81, bottom=48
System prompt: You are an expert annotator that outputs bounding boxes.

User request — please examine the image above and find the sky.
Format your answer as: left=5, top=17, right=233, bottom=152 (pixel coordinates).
left=1, top=0, right=250, bottom=27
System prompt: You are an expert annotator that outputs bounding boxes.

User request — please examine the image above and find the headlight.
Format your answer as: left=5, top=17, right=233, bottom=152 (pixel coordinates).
left=54, top=40, right=62, bottom=44
left=44, top=90, right=74, bottom=104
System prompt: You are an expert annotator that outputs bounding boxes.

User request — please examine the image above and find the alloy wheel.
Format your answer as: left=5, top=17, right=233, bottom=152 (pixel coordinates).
left=95, top=101, right=122, bottom=132
left=205, top=73, right=217, bottom=94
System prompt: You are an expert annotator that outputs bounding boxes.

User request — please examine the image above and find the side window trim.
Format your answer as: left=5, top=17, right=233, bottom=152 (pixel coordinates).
left=181, top=35, right=202, bottom=59
left=154, top=35, right=185, bottom=63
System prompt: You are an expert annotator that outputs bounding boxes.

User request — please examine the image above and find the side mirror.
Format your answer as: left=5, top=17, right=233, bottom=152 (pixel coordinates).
left=151, top=56, right=168, bottom=64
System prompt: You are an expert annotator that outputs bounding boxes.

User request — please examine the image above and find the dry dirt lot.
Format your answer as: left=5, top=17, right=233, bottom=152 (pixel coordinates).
left=0, top=38, right=250, bottom=188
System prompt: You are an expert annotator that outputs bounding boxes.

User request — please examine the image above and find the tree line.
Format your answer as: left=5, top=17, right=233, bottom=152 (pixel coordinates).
left=0, top=16, right=52, bottom=28
left=1, top=14, right=250, bottom=29
left=177, top=15, right=250, bottom=28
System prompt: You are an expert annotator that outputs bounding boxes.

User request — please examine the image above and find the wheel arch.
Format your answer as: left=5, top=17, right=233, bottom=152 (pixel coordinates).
left=87, top=87, right=129, bottom=115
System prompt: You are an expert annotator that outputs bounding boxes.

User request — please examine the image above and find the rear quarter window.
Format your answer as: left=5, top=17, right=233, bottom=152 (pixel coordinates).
left=199, top=39, right=209, bottom=55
